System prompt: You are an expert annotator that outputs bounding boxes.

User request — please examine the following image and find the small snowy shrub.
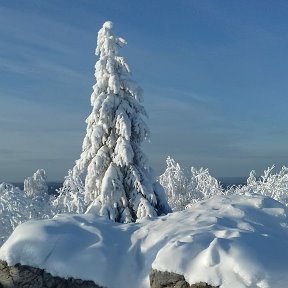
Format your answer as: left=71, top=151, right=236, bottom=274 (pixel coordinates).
left=24, top=169, right=53, bottom=219
left=0, top=170, right=55, bottom=245
left=161, top=157, right=288, bottom=210
left=226, top=165, right=288, bottom=206
left=0, top=183, right=30, bottom=244
left=159, top=157, right=190, bottom=211
left=159, top=157, right=223, bottom=211
left=54, top=170, right=86, bottom=214
left=189, top=166, right=223, bottom=200
left=24, top=169, right=48, bottom=198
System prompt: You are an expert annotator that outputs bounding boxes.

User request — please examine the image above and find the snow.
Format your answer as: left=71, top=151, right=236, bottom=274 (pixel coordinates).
left=24, top=169, right=48, bottom=198
left=1, top=194, right=288, bottom=288
left=0, top=177, right=53, bottom=245
left=160, top=156, right=223, bottom=211
left=61, top=21, right=170, bottom=222
left=160, top=156, right=288, bottom=212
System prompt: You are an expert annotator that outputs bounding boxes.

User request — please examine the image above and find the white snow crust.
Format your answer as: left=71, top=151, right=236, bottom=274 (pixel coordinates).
left=1, top=194, right=288, bottom=288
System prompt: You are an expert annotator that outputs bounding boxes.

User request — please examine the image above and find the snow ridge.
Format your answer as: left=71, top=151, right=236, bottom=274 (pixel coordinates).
left=1, top=194, right=288, bottom=288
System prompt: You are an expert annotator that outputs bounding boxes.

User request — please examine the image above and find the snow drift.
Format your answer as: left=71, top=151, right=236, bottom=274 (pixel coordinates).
left=1, top=194, right=288, bottom=288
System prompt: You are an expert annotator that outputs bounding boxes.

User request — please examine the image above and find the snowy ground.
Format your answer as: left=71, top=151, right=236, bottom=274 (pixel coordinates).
left=1, top=193, right=288, bottom=288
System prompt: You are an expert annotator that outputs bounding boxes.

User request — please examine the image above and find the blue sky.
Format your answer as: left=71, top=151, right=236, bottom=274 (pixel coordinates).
left=1, top=0, right=288, bottom=182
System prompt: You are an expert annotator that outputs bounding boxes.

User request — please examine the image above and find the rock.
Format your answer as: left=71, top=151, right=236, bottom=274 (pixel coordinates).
left=0, top=260, right=103, bottom=288
left=149, top=269, right=218, bottom=288
left=149, top=269, right=189, bottom=288
left=0, top=260, right=219, bottom=288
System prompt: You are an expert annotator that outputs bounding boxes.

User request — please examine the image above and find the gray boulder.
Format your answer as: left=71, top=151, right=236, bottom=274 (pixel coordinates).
left=150, top=269, right=218, bottom=288
left=0, top=260, right=103, bottom=288
left=0, top=260, right=219, bottom=288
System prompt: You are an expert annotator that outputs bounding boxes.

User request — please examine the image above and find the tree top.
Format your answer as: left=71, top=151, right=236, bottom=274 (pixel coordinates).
left=103, top=21, right=113, bottom=29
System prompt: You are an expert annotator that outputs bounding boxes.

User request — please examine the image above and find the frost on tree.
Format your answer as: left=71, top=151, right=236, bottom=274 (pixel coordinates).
left=23, top=169, right=52, bottom=219
left=159, top=156, right=189, bottom=211
left=71, top=21, right=170, bottom=223
left=24, top=169, right=48, bottom=198
left=0, top=177, right=54, bottom=245
left=54, top=170, right=86, bottom=214
left=0, top=183, right=30, bottom=244
left=160, top=156, right=223, bottom=211
left=226, top=165, right=288, bottom=206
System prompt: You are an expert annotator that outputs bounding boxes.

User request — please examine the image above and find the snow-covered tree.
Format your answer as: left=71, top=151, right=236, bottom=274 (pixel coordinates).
left=0, top=177, right=54, bottom=245
left=160, top=156, right=223, bottom=211
left=189, top=166, right=223, bottom=200
left=0, top=183, right=30, bottom=244
left=54, top=170, right=86, bottom=214
left=24, top=169, right=48, bottom=198
left=159, top=156, right=189, bottom=211
left=226, top=165, right=288, bottom=205
left=67, top=21, right=170, bottom=222
left=23, top=169, right=52, bottom=219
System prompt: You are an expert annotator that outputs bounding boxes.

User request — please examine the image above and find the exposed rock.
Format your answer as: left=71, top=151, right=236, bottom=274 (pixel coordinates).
left=0, top=260, right=219, bottom=288
left=0, top=260, right=103, bottom=288
left=150, top=269, right=219, bottom=288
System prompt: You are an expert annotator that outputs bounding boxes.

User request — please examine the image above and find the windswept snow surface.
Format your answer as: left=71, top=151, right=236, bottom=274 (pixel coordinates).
left=1, top=194, right=288, bottom=288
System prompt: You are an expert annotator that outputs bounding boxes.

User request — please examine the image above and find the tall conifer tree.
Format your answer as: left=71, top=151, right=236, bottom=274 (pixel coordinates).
left=69, top=21, right=170, bottom=222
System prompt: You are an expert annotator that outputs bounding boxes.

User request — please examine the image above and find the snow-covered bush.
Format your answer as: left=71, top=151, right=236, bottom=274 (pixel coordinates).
left=226, top=165, right=288, bottom=206
left=23, top=169, right=53, bottom=219
left=160, top=157, right=288, bottom=210
left=159, top=157, right=190, bottom=211
left=159, top=156, right=223, bottom=211
left=189, top=167, right=223, bottom=200
left=24, top=169, right=48, bottom=198
left=0, top=170, right=55, bottom=245
left=60, top=21, right=170, bottom=222
left=54, top=170, right=86, bottom=214
left=0, top=183, right=30, bottom=244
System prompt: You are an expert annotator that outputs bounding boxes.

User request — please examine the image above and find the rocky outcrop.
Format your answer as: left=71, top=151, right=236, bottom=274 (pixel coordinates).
left=149, top=269, right=219, bottom=288
left=0, top=260, right=103, bottom=288
left=0, top=260, right=218, bottom=288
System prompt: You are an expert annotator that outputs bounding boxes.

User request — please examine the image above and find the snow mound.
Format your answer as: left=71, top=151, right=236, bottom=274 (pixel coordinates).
left=1, top=194, right=288, bottom=288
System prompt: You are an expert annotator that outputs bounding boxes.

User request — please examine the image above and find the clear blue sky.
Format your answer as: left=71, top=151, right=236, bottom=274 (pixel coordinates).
left=1, top=0, right=288, bottom=182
